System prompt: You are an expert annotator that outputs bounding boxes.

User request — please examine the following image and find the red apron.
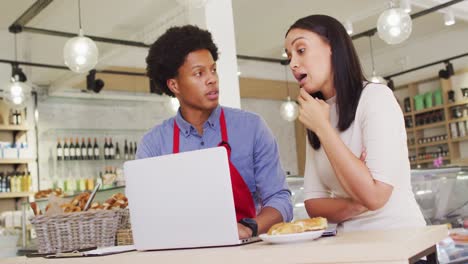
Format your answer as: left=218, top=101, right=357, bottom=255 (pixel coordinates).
left=173, top=109, right=256, bottom=221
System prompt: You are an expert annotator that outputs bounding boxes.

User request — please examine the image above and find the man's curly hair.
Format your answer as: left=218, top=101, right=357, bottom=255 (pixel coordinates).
left=146, top=25, right=219, bottom=97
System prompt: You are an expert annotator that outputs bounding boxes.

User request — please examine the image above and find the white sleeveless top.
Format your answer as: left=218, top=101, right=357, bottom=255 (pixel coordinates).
left=303, top=82, right=426, bottom=232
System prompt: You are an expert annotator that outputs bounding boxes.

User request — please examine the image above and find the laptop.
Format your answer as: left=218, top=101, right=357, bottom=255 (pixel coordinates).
left=124, top=146, right=259, bottom=251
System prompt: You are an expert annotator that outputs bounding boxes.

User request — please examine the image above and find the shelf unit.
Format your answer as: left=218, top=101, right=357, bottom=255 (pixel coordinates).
left=400, top=78, right=468, bottom=168
left=0, top=101, right=35, bottom=213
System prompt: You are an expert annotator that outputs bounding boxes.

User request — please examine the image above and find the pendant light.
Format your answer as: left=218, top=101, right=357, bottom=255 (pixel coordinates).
left=368, top=36, right=386, bottom=84
left=167, top=97, right=180, bottom=113
left=63, top=0, right=98, bottom=73
left=377, top=1, right=412, bottom=45
left=2, top=34, right=31, bottom=109
left=280, top=65, right=299, bottom=122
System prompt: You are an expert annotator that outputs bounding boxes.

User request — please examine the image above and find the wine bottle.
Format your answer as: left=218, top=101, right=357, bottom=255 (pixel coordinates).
left=94, top=137, right=100, bottom=160
left=69, top=137, right=76, bottom=160
left=81, top=138, right=87, bottom=160
left=129, top=141, right=134, bottom=160
left=57, top=138, right=63, bottom=161
left=63, top=138, right=70, bottom=160
left=134, top=142, right=138, bottom=157
left=124, top=139, right=129, bottom=160
left=115, top=142, right=121, bottom=160
left=87, top=138, right=93, bottom=160
left=104, top=138, right=109, bottom=160
left=109, top=138, right=115, bottom=160
left=75, top=138, right=81, bottom=160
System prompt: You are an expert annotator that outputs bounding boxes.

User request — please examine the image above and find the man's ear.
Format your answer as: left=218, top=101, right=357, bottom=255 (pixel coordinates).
left=167, top=78, right=179, bottom=95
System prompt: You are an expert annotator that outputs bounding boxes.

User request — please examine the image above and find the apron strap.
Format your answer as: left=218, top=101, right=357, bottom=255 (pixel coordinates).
left=173, top=120, right=180, bottom=154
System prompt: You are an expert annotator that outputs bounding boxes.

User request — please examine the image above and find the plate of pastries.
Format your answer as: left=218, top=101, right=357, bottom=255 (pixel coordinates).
left=259, top=217, right=328, bottom=244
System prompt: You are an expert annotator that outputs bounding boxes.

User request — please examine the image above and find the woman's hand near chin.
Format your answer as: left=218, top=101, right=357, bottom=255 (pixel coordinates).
left=297, top=88, right=331, bottom=134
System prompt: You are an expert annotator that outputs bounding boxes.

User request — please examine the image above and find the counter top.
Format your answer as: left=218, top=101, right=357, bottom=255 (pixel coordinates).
left=4, top=225, right=448, bottom=264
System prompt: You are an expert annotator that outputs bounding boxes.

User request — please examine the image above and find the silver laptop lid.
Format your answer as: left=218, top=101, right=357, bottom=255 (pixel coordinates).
left=124, top=147, right=240, bottom=250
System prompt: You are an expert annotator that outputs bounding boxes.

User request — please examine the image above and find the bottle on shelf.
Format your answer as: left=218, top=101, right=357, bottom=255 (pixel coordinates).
left=104, top=137, right=109, bottom=160
left=15, top=110, right=22, bottom=126
left=81, top=138, right=87, bottom=160
left=0, top=172, right=4, bottom=192
left=69, top=137, right=76, bottom=160
left=109, top=138, right=115, bottom=160
left=87, top=138, right=93, bottom=160
left=115, top=142, right=121, bottom=160
left=63, top=138, right=70, bottom=160
left=57, top=138, right=63, bottom=161
left=75, top=138, right=81, bottom=160
left=93, top=137, right=100, bottom=160
left=129, top=141, right=134, bottom=160
left=133, top=141, right=137, bottom=158
left=8, top=109, right=15, bottom=125
left=124, top=139, right=129, bottom=160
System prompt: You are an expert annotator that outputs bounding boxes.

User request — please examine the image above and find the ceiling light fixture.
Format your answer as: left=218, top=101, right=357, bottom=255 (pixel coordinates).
left=2, top=34, right=31, bottom=109
left=444, top=10, right=456, bottom=26
left=63, top=0, right=98, bottom=73
left=86, top=69, right=105, bottom=93
left=279, top=64, right=299, bottom=122
left=438, top=61, right=455, bottom=79
left=377, top=1, right=412, bottom=44
left=344, top=20, right=353, bottom=35
left=387, top=78, right=395, bottom=91
left=167, top=97, right=180, bottom=113
left=368, top=36, right=385, bottom=84
left=400, top=0, right=411, bottom=13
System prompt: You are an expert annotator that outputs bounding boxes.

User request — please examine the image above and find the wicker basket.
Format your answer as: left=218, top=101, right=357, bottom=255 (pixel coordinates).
left=116, top=229, right=133, bottom=246
left=117, top=208, right=131, bottom=229
left=30, top=209, right=122, bottom=253
left=115, top=208, right=133, bottom=245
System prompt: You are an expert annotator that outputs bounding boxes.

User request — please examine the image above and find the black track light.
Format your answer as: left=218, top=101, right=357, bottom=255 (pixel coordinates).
left=86, top=69, right=104, bottom=93
left=149, top=78, right=163, bottom=95
left=387, top=78, right=395, bottom=91
left=438, top=61, right=455, bottom=79
left=11, top=63, right=27, bottom=82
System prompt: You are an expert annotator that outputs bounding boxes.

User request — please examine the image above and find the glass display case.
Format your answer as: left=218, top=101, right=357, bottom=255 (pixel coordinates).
left=287, top=167, right=468, bottom=227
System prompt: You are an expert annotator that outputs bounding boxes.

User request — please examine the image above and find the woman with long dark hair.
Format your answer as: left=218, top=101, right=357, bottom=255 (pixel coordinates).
left=284, top=15, right=425, bottom=231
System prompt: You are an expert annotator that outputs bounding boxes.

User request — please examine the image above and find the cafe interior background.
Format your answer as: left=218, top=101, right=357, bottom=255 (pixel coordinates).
left=0, top=0, right=467, bottom=259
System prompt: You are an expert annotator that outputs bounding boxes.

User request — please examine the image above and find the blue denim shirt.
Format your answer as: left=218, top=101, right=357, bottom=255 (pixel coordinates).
left=136, top=105, right=293, bottom=222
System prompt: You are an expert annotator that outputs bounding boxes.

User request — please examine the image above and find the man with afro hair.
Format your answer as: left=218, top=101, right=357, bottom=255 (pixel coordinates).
left=137, top=25, right=292, bottom=239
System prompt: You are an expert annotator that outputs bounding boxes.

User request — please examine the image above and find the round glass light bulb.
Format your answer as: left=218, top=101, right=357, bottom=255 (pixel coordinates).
left=280, top=97, right=299, bottom=122
left=63, top=31, right=99, bottom=73
left=167, top=97, right=180, bottom=113
left=2, top=79, right=31, bottom=109
left=377, top=8, right=412, bottom=45
left=370, top=74, right=386, bottom=84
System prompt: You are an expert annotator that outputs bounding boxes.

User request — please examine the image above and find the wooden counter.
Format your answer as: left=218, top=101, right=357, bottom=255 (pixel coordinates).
left=4, top=225, right=448, bottom=264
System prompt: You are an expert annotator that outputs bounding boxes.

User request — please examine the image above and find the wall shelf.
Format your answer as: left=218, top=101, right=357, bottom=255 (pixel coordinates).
left=0, top=125, right=29, bottom=131
left=0, top=192, right=34, bottom=199
left=0, top=159, right=35, bottom=164
left=450, top=136, right=468, bottom=143
left=446, top=100, right=468, bottom=108
left=415, top=157, right=450, bottom=164
left=414, top=121, right=446, bottom=131
left=416, top=140, right=448, bottom=148
left=413, top=105, right=444, bottom=115
left=448, top=116, right=468, bottom=123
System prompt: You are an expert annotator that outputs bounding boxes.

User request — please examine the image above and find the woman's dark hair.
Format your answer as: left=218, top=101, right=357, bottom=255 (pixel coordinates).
left=286, top=15, right=367, bottom=150
left=146, top=25, right=219, bottom=97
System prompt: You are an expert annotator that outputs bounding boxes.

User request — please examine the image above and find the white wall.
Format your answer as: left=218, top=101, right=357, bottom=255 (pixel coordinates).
left=241, top=98, right=298, bottom=176
left=36, top=95, right=172, bottom=189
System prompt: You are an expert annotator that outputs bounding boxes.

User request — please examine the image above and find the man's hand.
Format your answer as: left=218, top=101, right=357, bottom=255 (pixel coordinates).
left=237, top=223, right=253, bottom=239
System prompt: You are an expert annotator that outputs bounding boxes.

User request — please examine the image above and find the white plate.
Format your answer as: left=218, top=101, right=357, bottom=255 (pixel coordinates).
left=259, top=229, right=325, bottom=244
